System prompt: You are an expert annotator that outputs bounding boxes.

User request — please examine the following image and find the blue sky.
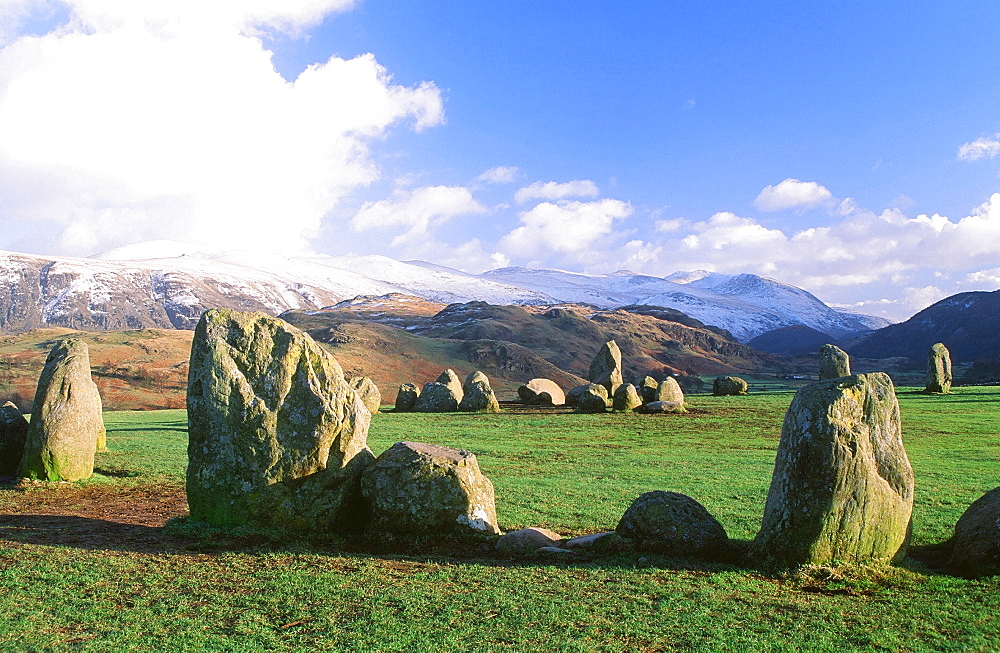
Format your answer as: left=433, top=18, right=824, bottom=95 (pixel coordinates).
left=2, top=1, right=1000, bottom=320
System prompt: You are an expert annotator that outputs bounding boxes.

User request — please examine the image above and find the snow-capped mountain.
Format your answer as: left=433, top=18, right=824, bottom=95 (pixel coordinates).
left=0, top=242, right=887, bottom=341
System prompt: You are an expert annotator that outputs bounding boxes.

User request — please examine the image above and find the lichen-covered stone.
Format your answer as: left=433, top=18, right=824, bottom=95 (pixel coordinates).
left=638, top=376, right=659, bottom=403
left=713, top=376, right=748, bottom=396
left=394, top=383, right=420, bottom=412
left=949, top=487, right=1000, bottom=578
left=818, top=344, right=851, bottom=380
left=347, top=376, right=381, bottom=414
left=926, top=342, right=953, bottom=394
left=575, top=384, right=609, bottom=413
left=747, top=373, right=914, bottom=568
left=517, top=378, right=565, bottom=406
left=458, top=379, right=501, bottom=413
left=496, top=527, right=562, bottom=553
left=655, top=377, right=685, bottom=404
left=616, top=491, right=729, bottom=557
left=588, top=340, right=623, bottom=395
left=642, top=400, right=685, bottom=414
left=186, top=309, right=374, bottom=532
left=435, top=369, right=464, bottom=405
left=361, top=441, right=500, bottom=536
left=19, top=339, right=105, bottom=481
left=612, top=383, right=643, bottom=412
left=0, top=402, right=29, bottom=477
left=413, top=382, right=460, bottom=413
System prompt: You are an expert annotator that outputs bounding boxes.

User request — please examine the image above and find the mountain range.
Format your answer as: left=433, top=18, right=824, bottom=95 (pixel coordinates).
left=0, top=241, right=887, bottom=341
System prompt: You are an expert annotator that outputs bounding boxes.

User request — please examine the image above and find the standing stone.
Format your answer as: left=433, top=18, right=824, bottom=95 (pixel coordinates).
left=655, top=377, right=685, bottom=404
left=712, top=376, right=748, bottom=396
left=347, top=376, right=381, bottom=414
left=818, top=344, right=851, bottom=380
left=186, top=309, right=374, bottom=532
left=746, top=373, right=914, bottom=568
left=394, top=383, right=420, bottom=412
left=588, top=340, right=623, bottom=395
left=0, top=402, right=29, bottom=477
left=458, top=372, right=501, bottom=413
left=616, top=491, right=729, bottom=557
left=949, top=487, right=1000, bottom=578
left=925, top=343, right=953, bottom=394
left=612, top=384, right=643, bottom=412
left=576, top=384, right=609, bottom=413
left=361, top=441, right=500, bottom=536
left=19, top=339, right=105, bottom=482
left=413, top=382, right=460, bottom=412
left=638, top=376, right=659, bottom=403
left=436, top=369, right=464, bottom=405
left=517, top=378, right=565, bottom=406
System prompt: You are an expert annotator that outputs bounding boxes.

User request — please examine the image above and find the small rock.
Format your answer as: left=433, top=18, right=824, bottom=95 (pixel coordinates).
left=712, top=376, right=748, bottom=396
left=496, top=527, right=563, bottom=553
left=643, top=401, right=685, bottom=414
left=563, top=531, right=618, bottom=550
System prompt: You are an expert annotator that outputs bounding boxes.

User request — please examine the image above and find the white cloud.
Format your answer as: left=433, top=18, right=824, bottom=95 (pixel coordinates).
left=957, top=134, right=1000, bottom=162
left=477, top=166, right=519, bottom=184
left=498, top=198, right=632, bottom=260
left=351, top=185, right=486, bottom=247
left=753, top=178, right=834, bottom=212
left=514, top=179, right=600, bottom=204
left=0, top=0, right=442, bottom=255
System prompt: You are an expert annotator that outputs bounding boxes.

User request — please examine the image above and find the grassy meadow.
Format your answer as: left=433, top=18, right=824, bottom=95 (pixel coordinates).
left=1, top=387, right=999, bottom=651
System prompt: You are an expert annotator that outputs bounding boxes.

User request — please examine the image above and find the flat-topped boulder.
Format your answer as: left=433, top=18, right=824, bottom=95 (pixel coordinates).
left=0, top=402, right=29, bottom=477
left=19, top=339, right=105, bottom=482
left=361, top=441, right=500, bottom=536
left=643, top=400, right=685, bottom=414
left=926, top=342, right=953, bottom=394
left=517, top=378, right=565, bottom=406
left=186, top=309, right=374, bottom=532
left=747, top=373, right=914, bottom=568
left=589, top=340, right=623, bottom=394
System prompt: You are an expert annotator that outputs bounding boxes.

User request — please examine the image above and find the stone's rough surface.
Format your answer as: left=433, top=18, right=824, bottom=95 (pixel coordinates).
left=347, top=376, right=381, bottom=414
left=926, top=342, right=953, bottom=394
left=643, top=401, right=685, bottom=414
left=588, top=340, right=623, bottom=394
left=949, top=487, right=1000, bottom=578
left=496, top=527, right=562, bottom=553
left=19, top=339, right=105, bottom=481
left=517, top=378, right=566, bottom=406
left=576, top=384, right=610, bottom=413
left=459, top=379, right=501, bottom=413
left=747, top=373, right=914, bottom=568
left=564, top=383, right=593, bottom=406
left=616, top=491, right=729, bottom=557
left=186, top=309, right=374, bottom=532
left=818, top=344, right=851, bottom=380
left=713, top=376, right=748, bottom=396
left=435, top=369, right=464, bottom=405
left=655, top=377, right=685, bottom=404
left=612, top=384, right=643, bottom=412
left=0, top=402, right=29, bottom=477
left=638, top=376, right=659, bottom=403
left=394, top=383, right=420, bottom=412
left=464, top=370, right=490, bottom=387
left=413, top=382, right=460, bottom=412
left=361, top=441, right=500, bottom=536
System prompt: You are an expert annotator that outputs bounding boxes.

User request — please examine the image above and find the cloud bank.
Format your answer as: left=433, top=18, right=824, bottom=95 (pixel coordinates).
left=753, top=178, right=834, bottom=212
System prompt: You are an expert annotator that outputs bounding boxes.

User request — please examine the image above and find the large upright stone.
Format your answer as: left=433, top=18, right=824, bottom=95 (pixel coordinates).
left=0, top=402, right=29, bottom=477
left=347, top=376, right=381, bottom=414
left=394, top=383, right=420, bottom=412
left=458, top=372, right=501, bottom=413
left=818, top=344, right=851, bottom=380
left=436, top=369, right=464, bottom=405
left=925, top=342, right=953, bottom=394
left=588, top=340, right=623, bottom=395
left=361, top=441, right=500, bottom=536
left=655, top=377, right=685, bottom=404
left=517, top=378, right=565, bottom=406
left=747, top=373, right=914, bottom=568
left=19, top=339, right=105, bottom=482
left=186, top=309, right=374, bottom=532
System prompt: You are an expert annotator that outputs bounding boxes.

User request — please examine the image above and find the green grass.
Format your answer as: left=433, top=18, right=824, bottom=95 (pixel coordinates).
left=1, top=387, right=999, bottom=651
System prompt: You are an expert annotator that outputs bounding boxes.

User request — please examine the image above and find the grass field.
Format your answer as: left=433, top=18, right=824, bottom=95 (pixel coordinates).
left=1, top=387, right=999, bottom=651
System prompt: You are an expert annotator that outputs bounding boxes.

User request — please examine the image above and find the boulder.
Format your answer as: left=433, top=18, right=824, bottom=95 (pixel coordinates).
left=616, top=491, right=729, bottom=557
left=458, top=379, right=501, bottom=413
left=0, top=402, right=29, bottom=477
left=746, top=373, right=914, bottom=568
left=818, top=344, right=851, bottom=380
left=712, top=376, right=748, bottom=396
left=347, top=376, right=381, bottom=414
left=361, top=441, right=500, bottom=536
left=926, top=342, right=953, bottom=394
left=496, top=527, right=562, bottom=553
left=186, top=309, right=374, bottom=532
left=394, top=383, right=420, bottom=412
left=655, top=377, right=685, bottom=404
left=575, top=384, right=609, bottom=413
left=517, top=378, right=565, bottom=406
left=588, top=340, right=623, bottom=394
left=565, top=383, right=592, bottom=406
left=643, top=401, right=685, bottom=414
left=19, top=339, right=105, bottom=482
left=638, top=376, right=659, bottom=403
left=436, top=369, right=464, bottom=404
left=949, top=487, right=1000, bottom=578
left=612, top=384, right=643, bottom=412
left=413, top=382, right=460, bottom=413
